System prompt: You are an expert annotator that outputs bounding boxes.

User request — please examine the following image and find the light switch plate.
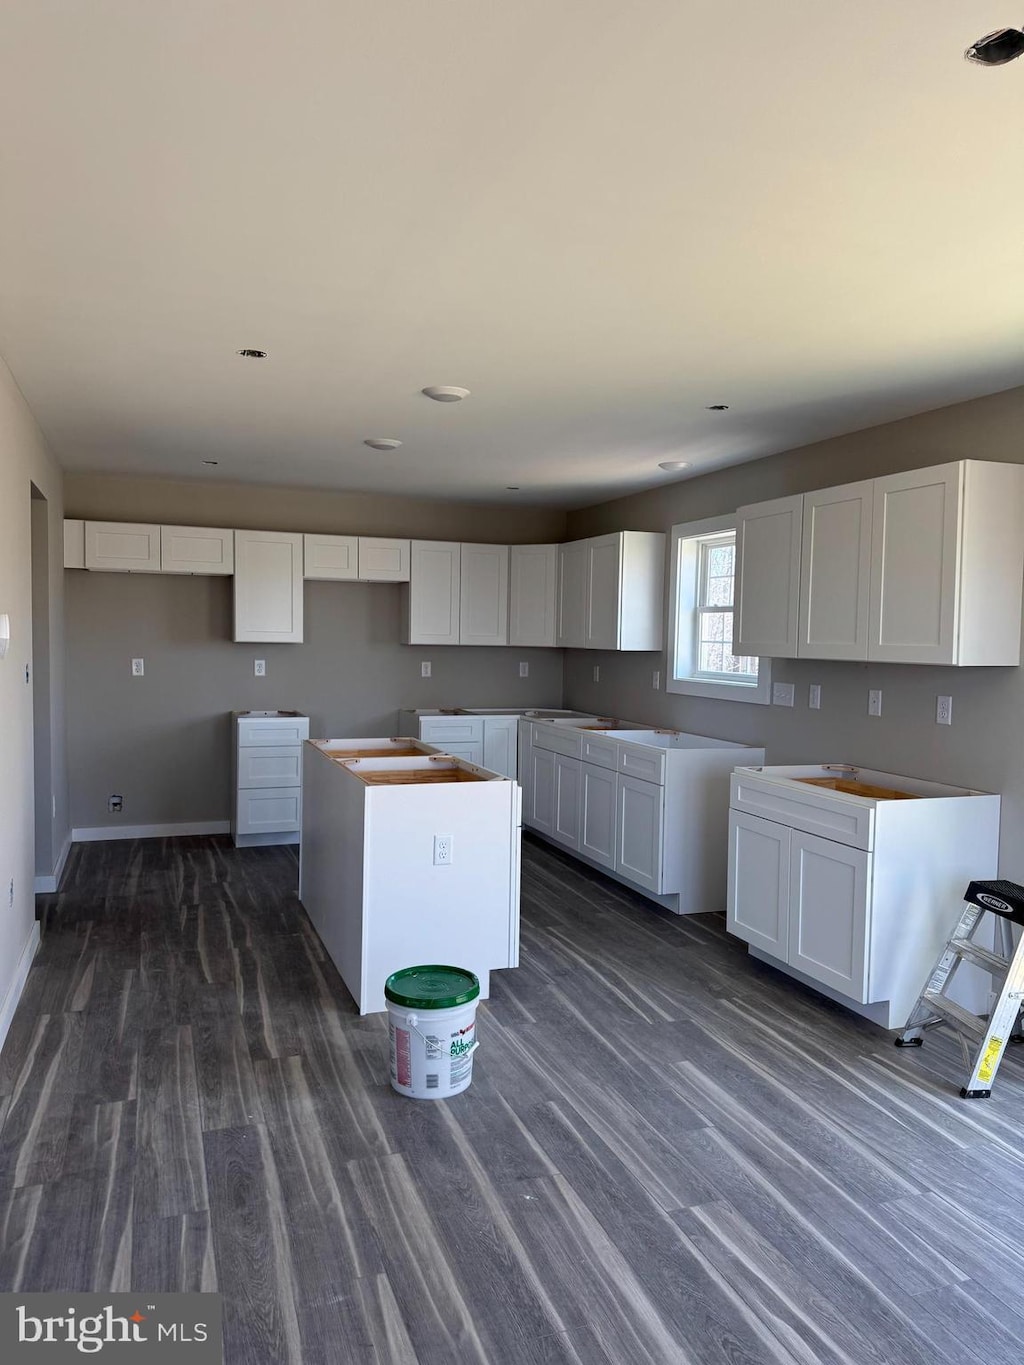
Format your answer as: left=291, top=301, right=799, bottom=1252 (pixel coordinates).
left=652, top=670, right=661, bottom=690
left=808, top=684, right=821, bottom=710
left=772, top=682, right=795, bottom=707
left=593, top=665, right=600, bottom=683
left=519, top=661, right=529, bottom=678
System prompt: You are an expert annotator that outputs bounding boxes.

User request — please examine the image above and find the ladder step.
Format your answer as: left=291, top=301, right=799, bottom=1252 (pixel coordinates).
left=948, top=940, right=1013, bottom=976
left=921, top=992, right=988, bottom=1039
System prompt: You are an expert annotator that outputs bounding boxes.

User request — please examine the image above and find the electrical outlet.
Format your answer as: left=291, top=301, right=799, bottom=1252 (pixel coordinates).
left=433, top=833, right=453, bottom=866
left=772, top=682, right=795, bottom=707
left=868, top=689, right=882, bottom=717
left=51, top=794, right=56, bottom=819
left=936, top=695, right=953, bottom=726
left=519, top=661, right=529, bottom=678
left=108, top=794, right=123, bottom=814
left=131, top=658, right=144, bottom=677
left=8, top=878, right=13, bottom=909
left=254, top=659, right=266, bottom=678
left=808, top=684, right=821, bottom=710
left=421, top=661, right=432, bottom=678
left=593, top=665, right=600, bottom=683
left=652, top=670, right=661, bottom=690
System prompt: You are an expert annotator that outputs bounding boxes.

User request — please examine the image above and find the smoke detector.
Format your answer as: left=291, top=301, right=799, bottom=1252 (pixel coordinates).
left=659, top=461, right=691, bottom=472
left=421, top=386, right=470, bottom=403
left=364, top=438, right=403, bottom=451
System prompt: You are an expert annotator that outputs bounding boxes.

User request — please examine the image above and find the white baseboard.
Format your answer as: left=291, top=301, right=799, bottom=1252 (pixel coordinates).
left=72, top=820, right=231, bottom=843
left=33, top=830, right=72, bottom=894
left=0, top=922, right=41, bottom=1054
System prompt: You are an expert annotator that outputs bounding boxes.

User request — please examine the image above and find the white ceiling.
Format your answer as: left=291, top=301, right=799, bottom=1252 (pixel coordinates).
left=2, top=2, right=1023, bottom=507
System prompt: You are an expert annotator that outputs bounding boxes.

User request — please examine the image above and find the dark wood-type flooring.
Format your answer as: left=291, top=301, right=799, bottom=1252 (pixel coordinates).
left=2, top=834, right=1023, bottom=1364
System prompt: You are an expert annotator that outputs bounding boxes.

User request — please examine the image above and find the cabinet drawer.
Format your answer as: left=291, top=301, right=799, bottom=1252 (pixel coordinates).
left=238, top=716, right=309, bottom=747
left=419, top=717, right=484, bottom=746
left=532, top=724, right=583, bottom=759
left=236, top=787, right=301, bottom=834
left=617, top=742, right=666, bottom=786
left=581, top=734, right=618, bottom=770
left=730, top=772, right=874, bottom=850
left=238, top=746, right=302, bottom=789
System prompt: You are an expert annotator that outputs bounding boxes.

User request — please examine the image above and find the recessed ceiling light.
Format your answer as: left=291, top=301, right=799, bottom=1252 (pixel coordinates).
left=202, top=460, right=219, bottom=466
left=364, top=437, right=403, bottom=451
left=506, top=486, right=520, bottom=491
left=705, top=404, right=729, bottom=411
left=659, top=461, right=691, bottom=472
left=421, top=386, right=470, bottom=403
left=236, top=349, right=267, bottom=358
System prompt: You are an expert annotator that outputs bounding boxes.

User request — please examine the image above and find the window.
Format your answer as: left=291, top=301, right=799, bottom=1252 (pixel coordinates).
left=667, top=514, right=771, bottom=703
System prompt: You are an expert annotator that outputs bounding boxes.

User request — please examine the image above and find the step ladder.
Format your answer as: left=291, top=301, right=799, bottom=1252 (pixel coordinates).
left=895, top=879, right=1024, bottom=1098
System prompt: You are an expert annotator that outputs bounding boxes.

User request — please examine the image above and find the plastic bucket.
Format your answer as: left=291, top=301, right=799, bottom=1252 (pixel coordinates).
left=385, top=965, right=480, bottom=1100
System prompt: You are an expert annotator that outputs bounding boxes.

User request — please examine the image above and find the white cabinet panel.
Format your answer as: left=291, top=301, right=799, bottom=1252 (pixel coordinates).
left=529, top=746, right=555, bottom=836
left=580, top=762, right=616, bottom=868
left=238, top=713, right=308, bottom=747
left=798, top=481, right=872, bottom=659
left=237, top=746, right=303, bottom=789
left=433, top=740, right=484, bottom=766
left=615, top=774, right=664, bottom=893
left=85, top=521, right=161, bottom=573
left=63, top=519, right=85, bottom=569
left=405, top=541, right=461, bottom=645
left=460, top=544, right=509, bottom=646
left=552, top=753, right=582, bottom=851
left=359, top=537, right=410, bottom=582
left=557, top=541, right=588, bottom=648
left=417, top=716, right=484, bottom=748
left=734, top=496, right=802, bottom=657
left=483, top=716, right=518, bottom=779
left=161, top=525, right=234, bottom=575
left=236, top=787, right=302, bottom=835
left=304, top=534, right=358, bottom=580
left=726, top=812, right=791, bottom=959
left=509, top=544, right=558, bottom=647
left=789, top=831, right=871, bottom=1001
left=869, top=464, right=960, bottom=665
left=585, top=534, right=621, bottom=649
left=233, top=531, right=304, bottom=642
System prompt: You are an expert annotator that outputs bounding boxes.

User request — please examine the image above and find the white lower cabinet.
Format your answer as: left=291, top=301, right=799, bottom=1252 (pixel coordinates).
left=530, top=745, right=555, bottom=836
left=483, top=715, right=518, bottom=779
left=726, top=764, right=1001, bottom=1027
left=615, top=774, right=664, bottom=893
left=232, top=710, right=310, bottom=846
left=580, top=762, right=616, bottom=868
left=552, top=754, right=582, bottom=851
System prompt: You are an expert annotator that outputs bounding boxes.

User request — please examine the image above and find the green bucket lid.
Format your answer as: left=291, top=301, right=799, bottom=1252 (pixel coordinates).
left=384, top=965, right=480, bottom=1010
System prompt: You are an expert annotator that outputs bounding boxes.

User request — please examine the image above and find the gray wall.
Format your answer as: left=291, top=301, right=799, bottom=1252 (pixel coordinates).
left=64, top=475, right=568, bottom=830
left=564, top=383, right=1024, bottom=878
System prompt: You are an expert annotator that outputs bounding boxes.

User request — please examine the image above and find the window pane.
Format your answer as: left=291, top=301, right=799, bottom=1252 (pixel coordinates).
left=705, top=574, right=733, bottom=607
left=706, top=544, right=734, bottom=578
left=699, top=641, right=727, bottom=673
left=699, top=611, right=730, bottom=643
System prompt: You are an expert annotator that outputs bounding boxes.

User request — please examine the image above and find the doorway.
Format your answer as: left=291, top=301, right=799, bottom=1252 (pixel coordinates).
left=30, top=484, right=52, bottom=882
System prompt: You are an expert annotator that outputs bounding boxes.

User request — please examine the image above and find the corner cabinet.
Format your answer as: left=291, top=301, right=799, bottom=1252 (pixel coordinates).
left=233, top=530, right=304, bottom=643
left=735, top=460, right=1024, bottom=665
left=557, top=531, right=665, bottom=650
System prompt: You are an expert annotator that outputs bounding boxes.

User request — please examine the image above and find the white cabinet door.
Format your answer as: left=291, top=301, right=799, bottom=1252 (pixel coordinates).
left=528, top=745, right=555, bottom=835
left=580, top=762, right=616, bottom=868
left=236, top=786, right=302, bottom=835
left=84, top=521, right=161, bottom=573
left=237, top=746, right=303, bottom=789
left=734, top=496, right=802, bottom=657
left=63, top=519, right=85, bottom=569
left=483, top=716, right=518, bottom=779
left=788, top=830, right=871, bottom=1001
left=552, top=754, right=582, bottom=851
left=726, top=811, right=791, bottom=958
left=359, top=537, right=410, bottom=582
left=434, top=740, right=484, bottom=766
left=406, top=541, right=461, bottom=645
left=304, top=534, right=358, bottom=580
left=798, top=482, right=872, bottom=659
left=557, top=541, right=588, bottom=648
left=868, top=464, right=961, bottom=665
left=585, top=534, right=622, bottom=649
left=161, top=525, right=234, bottom=575
left=459, top=544, right=509, bottom=646
left=233, top=530, right=304, bottom=643
left=509, top=544, right=558, bottom=647
left=615, top=774, right=664, bottom=893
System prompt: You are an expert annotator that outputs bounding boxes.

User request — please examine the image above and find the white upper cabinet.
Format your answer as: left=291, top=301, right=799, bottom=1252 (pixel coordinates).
left=556, top=541, right=588, bottom=648
left=734, top=496, right=802, bottom=658
left=84, top=521, right=161, bottom=573
left=459, top=544, right=509, bottom=646
left=63, top=519, right=85, bottom=569
left=509, top=544, right=558, bottom=647
left=798, top=481, right=872, bottom=659
left=736, top=461, right=1024, bottom=666
left=558, top=531, right=665, bottom=651
left=233, top=530, right=304, bottom=643
left=404, top=541, right=461, bottom=645
left=161, top=525, right=234, bottom=575
left=358, top=537, right=410, bottom=582
left=304, top=534, right=358, bottom=581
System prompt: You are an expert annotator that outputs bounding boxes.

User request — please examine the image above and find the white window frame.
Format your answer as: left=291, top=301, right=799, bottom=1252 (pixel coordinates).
left=666, top=513, right=771, bottom=704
